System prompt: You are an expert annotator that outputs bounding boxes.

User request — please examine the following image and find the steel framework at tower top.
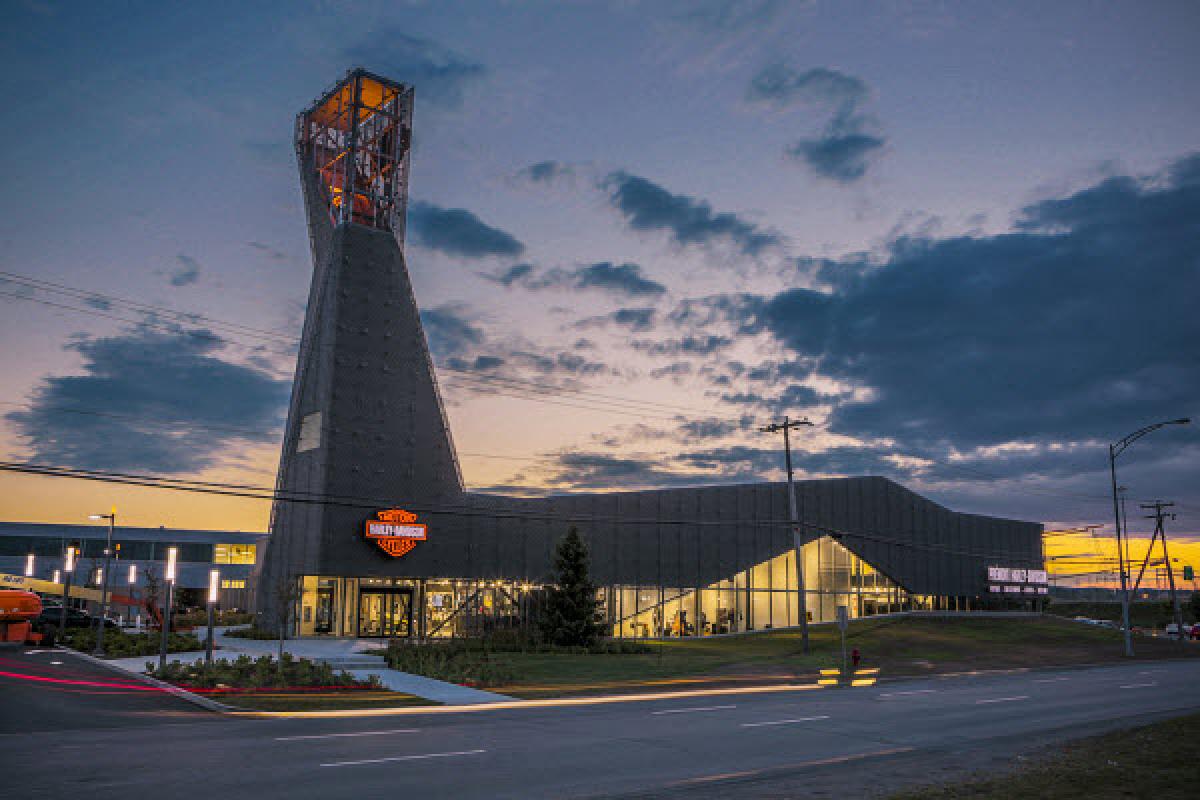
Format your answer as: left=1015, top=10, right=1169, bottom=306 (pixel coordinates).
left=295, top=68, right=414, bottom=238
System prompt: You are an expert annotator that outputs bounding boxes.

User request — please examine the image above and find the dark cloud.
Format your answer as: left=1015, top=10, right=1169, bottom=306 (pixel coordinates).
left=677, top=416, right=752, bottom=439
left=602, top=171, right=780, bottom=256
left=577, top=307, right=657, bottom=333
left=517, top=161, right=573, bottom=183
left=407, top=202, right=524, bottom=259
left=632, top=334, right=732, bottom=356
left=488, top=263, right=535, bottom=286
left=341, top=32, right=486, bottom=109
left=744, top=65, right=886, bottom=182
left=650, top=361, right=693, bottom=379
left=248, top=241, right=288, bottom=261
left=6, top=327, right=288, bottom=474
left=421, top=304, right=611, bottom=382
left=746, top=65, right=868, bottom=112
left=737, top=153, right=1200, bottom=453
left=420, top=305, right=484, bottom=363
left=488, top=261, right=666, bottom=298
left=83, top=297, right=112, bottom=311
left=170, top=254, right=200, bottom=286
left=788, top=111, right=885, bottom=183
left=673, top=0, right=785, bottom=32
left=576, top=263, right=666, bottom=296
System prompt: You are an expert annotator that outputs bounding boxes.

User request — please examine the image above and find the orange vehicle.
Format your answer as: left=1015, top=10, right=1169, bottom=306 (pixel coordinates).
left=0, top=589, right=45, bottom=646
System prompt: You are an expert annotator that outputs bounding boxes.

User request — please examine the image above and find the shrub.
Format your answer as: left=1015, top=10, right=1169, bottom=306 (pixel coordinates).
left=384, top=640, right=515, bottom=687
left=148, top=653, right=382, bottom=690
left=172, top=609, right=255, bottom=627
left=64, top=628, right=203, bottom=658
left=222, top=625, right=280, bottom=640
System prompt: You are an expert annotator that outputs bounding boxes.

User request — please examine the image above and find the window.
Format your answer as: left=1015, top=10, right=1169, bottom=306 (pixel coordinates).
left=220, top=579, right=247, bottom=589
left=213, top=544, right=256, bottom=564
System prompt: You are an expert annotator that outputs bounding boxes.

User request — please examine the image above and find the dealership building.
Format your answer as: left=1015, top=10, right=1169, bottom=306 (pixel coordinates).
left=256, top=69, right=1045, bottom=640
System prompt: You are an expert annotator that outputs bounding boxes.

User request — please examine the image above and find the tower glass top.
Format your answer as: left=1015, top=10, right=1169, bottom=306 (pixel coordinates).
left=296, top=69, right=413, bottom=235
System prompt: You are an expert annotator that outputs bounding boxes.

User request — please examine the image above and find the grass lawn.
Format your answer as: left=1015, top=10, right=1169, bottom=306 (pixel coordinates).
left=889, top=711, right=1200, bottom=799
left=209, top=690, right=435, bottom=711
left=488, top=615, right=1199, bottom=698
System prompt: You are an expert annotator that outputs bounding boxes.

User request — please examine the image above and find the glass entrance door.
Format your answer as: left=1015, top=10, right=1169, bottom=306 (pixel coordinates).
left=358, top=589, right=413, bottom=638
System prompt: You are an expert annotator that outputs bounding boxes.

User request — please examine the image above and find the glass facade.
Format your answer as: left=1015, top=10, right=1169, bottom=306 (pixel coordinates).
left=607, top=535, right=916, bottom=638
left=291, top=535, right=966, bottom=639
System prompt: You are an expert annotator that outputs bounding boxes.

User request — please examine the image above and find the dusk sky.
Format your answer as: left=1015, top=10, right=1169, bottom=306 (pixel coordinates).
left=1, top=1, right=1197, bottom=580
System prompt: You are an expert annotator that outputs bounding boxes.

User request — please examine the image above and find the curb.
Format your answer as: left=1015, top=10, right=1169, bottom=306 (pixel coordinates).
left=59, top=646, right=236, bottom=713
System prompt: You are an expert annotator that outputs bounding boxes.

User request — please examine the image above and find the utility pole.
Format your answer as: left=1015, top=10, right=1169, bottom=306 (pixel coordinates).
left=1141, top=501, right=1184, bottom=648
left=761, top=416, right=813, bottom=655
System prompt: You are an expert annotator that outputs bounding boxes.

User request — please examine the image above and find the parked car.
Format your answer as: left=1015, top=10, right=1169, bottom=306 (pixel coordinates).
left=34, top=607, right=117, bottom=631
left=1164, top=623, right=1190, bottom=639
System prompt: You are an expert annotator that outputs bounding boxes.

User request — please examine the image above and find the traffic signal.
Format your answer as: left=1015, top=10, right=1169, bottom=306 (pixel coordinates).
left=1184, top=565, right=1194, bottom=581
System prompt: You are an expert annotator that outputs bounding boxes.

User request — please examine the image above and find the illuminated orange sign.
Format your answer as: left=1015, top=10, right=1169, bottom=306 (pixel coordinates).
left=364, top=509, right=427, bottom=558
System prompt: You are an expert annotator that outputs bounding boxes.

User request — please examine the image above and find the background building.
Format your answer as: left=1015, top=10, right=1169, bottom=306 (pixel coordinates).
left=257, top=69, right=1045, bottom=640
left=0, top=521, right=263, bottom=613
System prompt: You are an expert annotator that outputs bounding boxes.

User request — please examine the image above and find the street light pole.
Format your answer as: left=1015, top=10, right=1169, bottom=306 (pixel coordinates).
left=1108, top=418, right=1190, bottom=657
left=159, top=546, right=177, bottom=671
left=206, top=569, right=219, bottom=666
left=761, top=416, right=814, bottom=655
left=58, top=545, right=76, bottom=642
left=88, top=508, right=116, bottom=656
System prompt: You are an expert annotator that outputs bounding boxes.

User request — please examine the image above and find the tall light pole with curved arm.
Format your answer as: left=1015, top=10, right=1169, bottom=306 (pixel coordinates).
left=1109, top=418, right=1190, bottom=656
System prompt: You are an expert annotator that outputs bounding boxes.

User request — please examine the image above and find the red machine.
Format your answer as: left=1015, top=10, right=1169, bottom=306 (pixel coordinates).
left=0, top=589, right=45, bottom=645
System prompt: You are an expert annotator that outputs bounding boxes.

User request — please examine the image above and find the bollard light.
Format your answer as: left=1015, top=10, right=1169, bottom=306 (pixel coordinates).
left=64, top=546, right=76, bottom=573
left=128, top=563, right=137, bottom=585
left=165, top=546, right=178, bottom=583
left=208, top=569, right=220, bottom=605
left=53, top=569, right=61, bottom=584
left=24, top=553, right=34, bottom=577
left=95, top=568, right=103, bottom=586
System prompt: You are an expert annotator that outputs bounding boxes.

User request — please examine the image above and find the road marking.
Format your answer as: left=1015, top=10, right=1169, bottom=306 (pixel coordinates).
left=741, top=715, right=830, bottom=728
left=1032, top=677, right=1069, bottom=683
left=320, top=749, right=486, bottom=768
left=1120, top=682, right=1157, bottom=689
left=276, top=728, right=419, bottom=741
left=878, top=689, right=937, bottom=698
left=49, top=661, right=63, bottom=665
left=669, top=746, right=916, bottom=786
left=975, top=696, right=1029, bottom=705
left=652, top=704, right=737, bottom=715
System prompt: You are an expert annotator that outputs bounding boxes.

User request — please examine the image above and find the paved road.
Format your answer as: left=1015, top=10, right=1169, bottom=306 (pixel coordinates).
left=4, top=652, right=1199, bottom=798
left=0, top=646, right=206, bottom=734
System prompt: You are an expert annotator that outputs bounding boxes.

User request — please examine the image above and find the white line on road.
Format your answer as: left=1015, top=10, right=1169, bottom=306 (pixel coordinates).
left=1032, top=677, right=1069, bottom=683
left=320, top=749, right=486, bottom=768
left=276, top=728, right=419, bottom=741
left=1120, top=683, right=1157, bottom=689
left=878, top=689, right=937, bottom=698
left=740, top=715, right=830, bottom=728
left=975, top=696, right=1030, bottom=705
left=652, top=705, right=737, bottom=715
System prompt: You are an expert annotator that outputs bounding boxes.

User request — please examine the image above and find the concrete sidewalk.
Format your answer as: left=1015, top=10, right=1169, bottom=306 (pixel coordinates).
left=104, top=627, right=510, bottom=705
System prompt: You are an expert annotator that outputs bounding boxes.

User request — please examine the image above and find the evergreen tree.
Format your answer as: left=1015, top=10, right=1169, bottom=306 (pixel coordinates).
left=540, top=527, right=603, bottom=647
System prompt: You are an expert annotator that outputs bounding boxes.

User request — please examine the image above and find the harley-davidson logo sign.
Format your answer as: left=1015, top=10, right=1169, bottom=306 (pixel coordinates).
left=364, top=509, right=427, bottom=558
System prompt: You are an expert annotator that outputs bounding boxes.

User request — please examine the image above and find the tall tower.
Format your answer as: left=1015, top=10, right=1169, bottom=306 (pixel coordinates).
left=257, top=70, right=462, bottom=609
